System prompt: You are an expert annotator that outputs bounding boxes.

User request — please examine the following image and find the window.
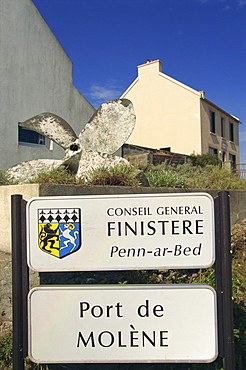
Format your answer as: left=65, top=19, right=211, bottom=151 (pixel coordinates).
left=221, top=117, right=224, bottom=137
left=229, top=154, right=236, bottom=170
left=222, top=151, right=226, bottom=163
left=210, top=111, right=215, bottom=133
left=229, top=123, right=234, bottom=142
left=18, top=127, right=47, bottom=146
left=209, top=147, right=218, bottom=155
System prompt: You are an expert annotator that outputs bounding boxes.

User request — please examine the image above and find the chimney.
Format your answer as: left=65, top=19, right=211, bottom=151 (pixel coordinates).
left=198, top=90, right=206, bottom=99
left=138, top=59, right=163, bottom=76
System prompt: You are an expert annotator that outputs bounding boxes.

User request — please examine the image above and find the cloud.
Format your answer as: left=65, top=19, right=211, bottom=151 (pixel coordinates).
left=239, top=129, right=246, bottom=163
left=240, top=129, right=246, bottom=143
left=237, top=0, right=246, bottom=6
left=222, top=4, right=230, bottom=11
left=196, top=0, right=246, bottom=7
left=85, top=82, right=122, bottom=107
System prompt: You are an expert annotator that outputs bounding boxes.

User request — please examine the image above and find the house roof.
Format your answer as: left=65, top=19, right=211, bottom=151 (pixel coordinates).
left=202, top=98, right=241, bottom=123
left=122, top=59, right=241, bottom=124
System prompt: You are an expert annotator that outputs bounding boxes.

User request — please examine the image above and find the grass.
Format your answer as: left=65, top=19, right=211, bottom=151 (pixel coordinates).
left=0, top=170, right=17, bottom=186
left=29, top=167, right=78, bottom=185
left=145, top=163, right=246, bottom=190
left=23, top=164, right=141, bottom=187
left=87, top=164, right=141, bottom=186
left=2, top=162, right=246, bottom=190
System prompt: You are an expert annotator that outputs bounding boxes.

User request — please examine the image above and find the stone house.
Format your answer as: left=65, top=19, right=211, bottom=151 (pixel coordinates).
left=0, top=0, right=95, bottom=171
left=121, top=59, right=241, bottom=169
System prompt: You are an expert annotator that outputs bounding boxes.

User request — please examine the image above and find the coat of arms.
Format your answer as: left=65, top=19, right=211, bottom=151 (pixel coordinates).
left=38, top=208, right=81, bottom=258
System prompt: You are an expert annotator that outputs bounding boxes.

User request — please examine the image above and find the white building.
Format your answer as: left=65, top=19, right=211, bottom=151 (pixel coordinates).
left=0, top=0, right=95, bottom=171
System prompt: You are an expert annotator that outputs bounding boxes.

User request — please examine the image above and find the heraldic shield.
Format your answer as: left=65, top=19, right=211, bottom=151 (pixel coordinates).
left=38, top=208, right=81, bottom=258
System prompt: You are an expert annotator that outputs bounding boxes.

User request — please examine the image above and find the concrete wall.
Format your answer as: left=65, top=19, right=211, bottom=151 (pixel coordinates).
left=0, top=0, right=95, bottom=171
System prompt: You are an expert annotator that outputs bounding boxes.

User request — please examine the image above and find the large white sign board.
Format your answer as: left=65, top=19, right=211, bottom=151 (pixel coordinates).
left=28, top=285, right=217, bottom=364
left=27, top=193, right=215, bottom=271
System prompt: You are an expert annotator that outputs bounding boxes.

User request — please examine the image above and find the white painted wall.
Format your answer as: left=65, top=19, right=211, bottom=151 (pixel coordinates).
left=0, top=0, right=95, bottom=170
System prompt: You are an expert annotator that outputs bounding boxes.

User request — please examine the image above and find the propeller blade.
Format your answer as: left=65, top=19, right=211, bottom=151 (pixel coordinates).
left=79, top=99, right=136, bottom=154
left=18, top=113, right=78, bottom=149
left=7, top=159, right=64, bottom=183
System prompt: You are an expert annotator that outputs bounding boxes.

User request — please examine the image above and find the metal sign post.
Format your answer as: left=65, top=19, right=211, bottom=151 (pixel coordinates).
left=215, top=191, right=235, bottom=369
left=11, top=194, right=28, bottom=370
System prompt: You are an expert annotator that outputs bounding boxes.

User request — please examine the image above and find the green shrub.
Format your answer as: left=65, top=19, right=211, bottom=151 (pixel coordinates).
left=233, top=303, right=246, bottom=369
left=2, top=159, right=246, bottom=190
left=152, top=163, right=246, bottom=190
left=31, top=167, right=78, bottom=185
left=0, top=170, right=16, bottom=185
left=0, top=333, right=41, bottom=369
left=86, top=164, right=141, bottom=186
left=28, top=162, right=246, bottom=190
left=145, top=166, right=186, bottom=188
left=0, top=332, right=12, bottom=368
left=189, top=153, right=220, bottom=167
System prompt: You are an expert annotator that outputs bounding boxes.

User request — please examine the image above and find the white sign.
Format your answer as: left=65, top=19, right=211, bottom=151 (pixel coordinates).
left=28, top=285, right=217, bottom=364
left=27, top=193, right=215, bottom=271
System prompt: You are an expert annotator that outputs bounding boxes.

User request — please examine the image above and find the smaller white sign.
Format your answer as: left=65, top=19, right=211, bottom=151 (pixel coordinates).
left=27, top=193, right=215, bottom=271
left=28, top=285, right=217, bottom=364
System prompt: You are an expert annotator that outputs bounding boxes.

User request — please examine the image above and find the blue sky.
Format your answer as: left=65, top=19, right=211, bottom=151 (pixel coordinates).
left=32, top=0, right=246, bottom=163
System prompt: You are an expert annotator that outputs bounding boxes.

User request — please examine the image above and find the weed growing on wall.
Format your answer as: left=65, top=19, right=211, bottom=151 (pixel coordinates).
left=189, top=153, right=219, bottom=167
left=1, top=162, right=246, bottom=190
left=144, top=166, right=186, bottom=188
left=0, top=171, right=16, bottom=185
left=0, top=332, right=12, bottom=369
left=86, top=164, right=141, bottom=186
left=144, top=163, right=246, bottom=190
left=31, top=167, right=78, bottom=185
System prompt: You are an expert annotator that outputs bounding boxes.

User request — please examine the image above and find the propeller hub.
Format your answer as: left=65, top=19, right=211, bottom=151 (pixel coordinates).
left=69, top=144, right=80, bottom=151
